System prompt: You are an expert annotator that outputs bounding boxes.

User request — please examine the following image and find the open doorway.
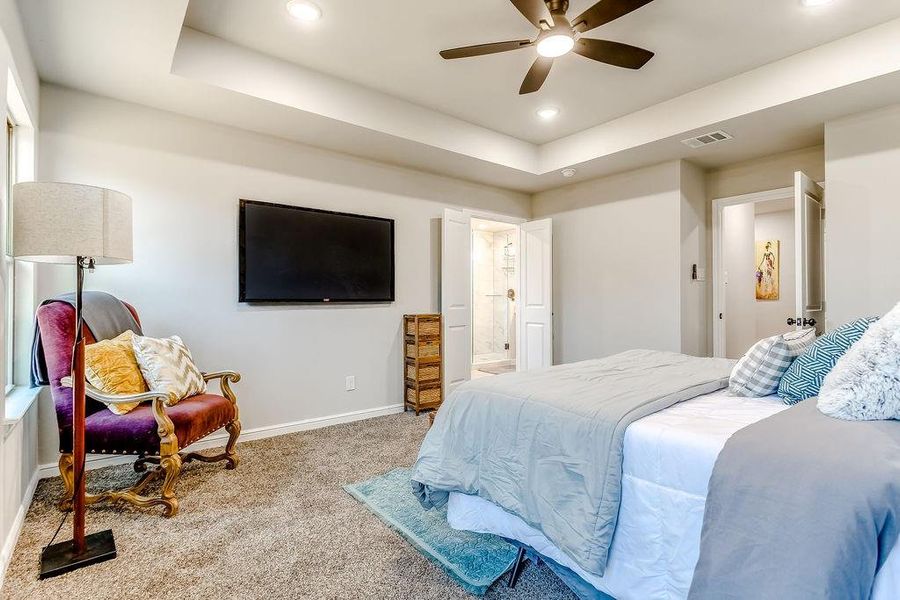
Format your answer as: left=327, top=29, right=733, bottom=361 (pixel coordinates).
left=712, top=172, right=825, bottom=359
left=720, top=197, right=796, bottom=358
left=471, top=218, right=518, bottom=379
left=441, top=209, right=553, bottom=394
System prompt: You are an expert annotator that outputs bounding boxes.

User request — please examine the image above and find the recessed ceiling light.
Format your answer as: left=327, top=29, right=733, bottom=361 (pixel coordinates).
left=537, top=107, right=560, bottom=120
left=800, top=0, right=833, bottom=6
left=561, top=168, right=577, bottom=178
left=537, top=34, right=575, bottom=58
left=286, top=0, right=322, bottom=21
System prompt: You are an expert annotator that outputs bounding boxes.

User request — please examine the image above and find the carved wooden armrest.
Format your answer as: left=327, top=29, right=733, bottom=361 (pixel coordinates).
left=201, top=371, right=241, bottom=405
left=60, top=376, right=168, bottom=405
left=60, top=376, right=176, bottom=445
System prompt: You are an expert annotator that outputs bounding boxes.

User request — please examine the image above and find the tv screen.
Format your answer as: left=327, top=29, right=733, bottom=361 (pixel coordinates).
left=239, top=200, right=395, bottom=303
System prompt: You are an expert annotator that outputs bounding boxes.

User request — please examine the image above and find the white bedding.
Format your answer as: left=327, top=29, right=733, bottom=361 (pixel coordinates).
left=447, top=390, right=900, bottom=599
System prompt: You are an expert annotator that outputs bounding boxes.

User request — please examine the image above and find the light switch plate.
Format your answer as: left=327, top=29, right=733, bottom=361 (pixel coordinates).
left=345, top=376, right=356, bottom=391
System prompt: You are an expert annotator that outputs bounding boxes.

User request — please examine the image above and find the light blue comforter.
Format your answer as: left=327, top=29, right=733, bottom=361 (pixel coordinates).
left=411, top=349, right=734, bottom=577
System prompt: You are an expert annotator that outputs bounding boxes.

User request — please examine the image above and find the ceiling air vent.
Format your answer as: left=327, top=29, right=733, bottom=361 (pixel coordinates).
left=681, top=130, right=733, bottom=149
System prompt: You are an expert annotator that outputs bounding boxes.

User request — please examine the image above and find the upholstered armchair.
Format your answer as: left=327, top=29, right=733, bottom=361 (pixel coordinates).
left=37, top=301, right=241, bottom=517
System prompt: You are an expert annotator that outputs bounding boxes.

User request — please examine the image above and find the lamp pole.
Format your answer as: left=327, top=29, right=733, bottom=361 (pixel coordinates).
left=39, top=255, right=116, bottom=578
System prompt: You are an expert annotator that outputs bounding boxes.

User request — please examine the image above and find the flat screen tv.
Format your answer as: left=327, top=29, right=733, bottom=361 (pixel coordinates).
left=239, top=200, right=395, bottom=303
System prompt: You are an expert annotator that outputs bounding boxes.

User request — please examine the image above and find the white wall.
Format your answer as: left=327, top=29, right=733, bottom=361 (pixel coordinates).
left=680, top=161, right=708, bottom=357
left=34, top=85, right=531, bottom=466
left=0, top=0, right=38, bottom=588
left=722, top=203, right=757, bottom=359
left=531, top=160, right=707, bottom=364
left=825, top=104, right=900, bottom=327
left=706, top=146, right=824, bottom=201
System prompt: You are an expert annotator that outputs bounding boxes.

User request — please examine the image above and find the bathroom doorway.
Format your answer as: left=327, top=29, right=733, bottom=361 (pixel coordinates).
left=471, top=218, right=518, bottom=379
left=442, top=208, right=552, bottom=393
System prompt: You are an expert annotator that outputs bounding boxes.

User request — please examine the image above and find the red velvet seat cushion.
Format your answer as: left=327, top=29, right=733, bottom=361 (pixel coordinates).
left=76, top=394, right=236, bottom=455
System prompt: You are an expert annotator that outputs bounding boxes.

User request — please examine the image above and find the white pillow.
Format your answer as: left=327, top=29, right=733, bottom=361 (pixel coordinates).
left=818, top=302, right=900, bottom=421
left=132, top=334, right=207, bottom=405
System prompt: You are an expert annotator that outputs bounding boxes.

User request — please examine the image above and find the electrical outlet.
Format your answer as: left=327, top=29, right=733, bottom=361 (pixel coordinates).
left=345, top=376, right=356, bottom=391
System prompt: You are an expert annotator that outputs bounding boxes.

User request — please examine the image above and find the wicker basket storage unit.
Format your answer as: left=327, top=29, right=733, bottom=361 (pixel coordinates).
left=403, top=314, right=443, bottom=415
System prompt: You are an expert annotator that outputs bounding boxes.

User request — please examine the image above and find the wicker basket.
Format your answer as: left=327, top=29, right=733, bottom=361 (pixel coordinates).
left=406, top=318, right=440, bottom=337
left=406, top=383, right=441, bottom=407
left=407, top=363, right=440, bottom=382
left=406, top=341, right=440, bottom=359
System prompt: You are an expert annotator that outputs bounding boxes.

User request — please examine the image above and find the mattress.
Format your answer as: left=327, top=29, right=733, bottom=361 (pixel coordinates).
left=447, top=389, right=900, bottom=599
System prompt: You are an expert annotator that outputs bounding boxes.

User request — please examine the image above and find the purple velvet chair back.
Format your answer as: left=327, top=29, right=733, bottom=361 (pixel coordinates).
left=36, top=301, right=141, bottom=452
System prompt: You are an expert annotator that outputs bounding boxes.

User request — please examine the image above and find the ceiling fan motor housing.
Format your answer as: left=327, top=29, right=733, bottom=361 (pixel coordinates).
left=544, top=0, right=572, bottom=30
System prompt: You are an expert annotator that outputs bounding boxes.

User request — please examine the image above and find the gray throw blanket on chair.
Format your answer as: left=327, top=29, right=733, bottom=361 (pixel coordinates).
left=689, top=398, right=900, bottom=599
left=30, top=291, right=143, bottom=386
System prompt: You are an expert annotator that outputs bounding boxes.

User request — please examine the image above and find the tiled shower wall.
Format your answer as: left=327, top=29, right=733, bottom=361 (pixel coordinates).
left=473, top=229, right=517, bottom=363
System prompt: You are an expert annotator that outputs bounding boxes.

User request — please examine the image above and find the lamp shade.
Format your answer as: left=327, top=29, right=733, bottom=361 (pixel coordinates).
left=13, top=182, right=133, bottom=265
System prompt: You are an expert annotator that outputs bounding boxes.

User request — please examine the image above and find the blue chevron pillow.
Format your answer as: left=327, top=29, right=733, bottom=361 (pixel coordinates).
left=777, top=317, right=879, bottom=404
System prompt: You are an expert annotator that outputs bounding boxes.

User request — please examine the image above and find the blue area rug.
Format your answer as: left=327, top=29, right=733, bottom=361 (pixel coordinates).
left=344, top=467, right=518, bottom=595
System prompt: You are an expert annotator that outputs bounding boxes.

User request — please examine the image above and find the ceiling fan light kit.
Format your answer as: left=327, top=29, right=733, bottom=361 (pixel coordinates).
left=537, top=34, right=575, bottom=58
left=439, top=0, right=656, bottom=94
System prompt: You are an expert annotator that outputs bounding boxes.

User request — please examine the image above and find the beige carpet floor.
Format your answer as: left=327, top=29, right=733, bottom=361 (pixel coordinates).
left=2, top=412, right=576, bottom=600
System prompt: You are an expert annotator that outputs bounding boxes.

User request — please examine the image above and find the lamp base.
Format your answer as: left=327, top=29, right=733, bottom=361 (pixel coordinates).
left=39, top=529, right=117, bottom=579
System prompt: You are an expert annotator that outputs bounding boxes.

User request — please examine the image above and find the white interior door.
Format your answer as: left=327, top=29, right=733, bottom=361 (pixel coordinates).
left=794, top=171, right=825, bottom=334
left=518, top=218, right=553, bottom=371
left=441, top=208, right=472, bottom=393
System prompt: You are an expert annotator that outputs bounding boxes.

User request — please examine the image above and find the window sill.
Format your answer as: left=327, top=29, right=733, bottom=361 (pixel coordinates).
left=4, top=385, right=41, bottom=427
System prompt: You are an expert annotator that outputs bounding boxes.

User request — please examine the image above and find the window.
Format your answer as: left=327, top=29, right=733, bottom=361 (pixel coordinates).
left=5, top=116, right=16, bottom=392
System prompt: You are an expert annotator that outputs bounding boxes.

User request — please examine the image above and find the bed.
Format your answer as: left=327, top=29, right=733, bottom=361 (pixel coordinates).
left=444, top=389, right=900, bottom=599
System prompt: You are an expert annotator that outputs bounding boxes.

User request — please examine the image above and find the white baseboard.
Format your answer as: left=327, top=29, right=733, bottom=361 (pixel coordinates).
left=0, top=469, right=39, bottom=590
left=37, top=402, right=405, bottom=480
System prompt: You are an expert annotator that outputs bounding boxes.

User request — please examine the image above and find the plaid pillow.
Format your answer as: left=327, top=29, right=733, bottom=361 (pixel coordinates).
left=729, top=329, right=816, bottom=397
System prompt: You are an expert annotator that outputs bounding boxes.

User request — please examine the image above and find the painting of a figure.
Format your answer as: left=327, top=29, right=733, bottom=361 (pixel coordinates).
left=755, top=240, right=779, bottom=301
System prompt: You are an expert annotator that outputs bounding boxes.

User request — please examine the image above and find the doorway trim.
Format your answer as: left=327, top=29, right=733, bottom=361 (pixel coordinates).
left=711, top=186, right=794, bottom=358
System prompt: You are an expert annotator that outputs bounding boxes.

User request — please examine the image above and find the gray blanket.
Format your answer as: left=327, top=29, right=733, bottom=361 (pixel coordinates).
left=31, top=291, right=142, bottom=386
left=689, top=399, right=900, bottom=599
left=412, top=349, right=734, bottom=577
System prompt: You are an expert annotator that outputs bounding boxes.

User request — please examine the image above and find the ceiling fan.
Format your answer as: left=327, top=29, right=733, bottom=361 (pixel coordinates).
left=439, top=0, right=656, bottom=95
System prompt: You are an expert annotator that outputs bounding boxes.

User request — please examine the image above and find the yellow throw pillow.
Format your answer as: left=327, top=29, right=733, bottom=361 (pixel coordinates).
left=84, top=330, right=148, bottom=415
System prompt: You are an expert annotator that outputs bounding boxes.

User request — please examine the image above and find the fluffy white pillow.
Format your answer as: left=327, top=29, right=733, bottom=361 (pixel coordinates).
left=132, top=334, right=207, bottom=405
left=818, top=302, right=900, bottom=421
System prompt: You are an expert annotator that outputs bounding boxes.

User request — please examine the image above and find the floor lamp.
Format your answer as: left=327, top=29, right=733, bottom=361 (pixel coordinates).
left=13, top=182, right=133, bottom=578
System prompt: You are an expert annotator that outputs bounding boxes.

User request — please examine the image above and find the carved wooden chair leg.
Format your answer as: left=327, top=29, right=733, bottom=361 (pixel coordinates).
left=158, top=453, right=183, bottom=518
left=181, top=418, right=242, bottom=470
left=57, top=453, right=75, bottom=511
left=224, top=419, right=241, bottom=469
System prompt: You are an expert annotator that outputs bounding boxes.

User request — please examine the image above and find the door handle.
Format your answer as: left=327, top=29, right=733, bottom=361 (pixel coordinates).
left=788, top=317, right=817, bottom=327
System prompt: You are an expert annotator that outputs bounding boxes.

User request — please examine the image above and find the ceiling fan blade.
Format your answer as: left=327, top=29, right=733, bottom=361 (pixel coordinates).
left=509, top=0, right=551, bottom=28
left=519, top=57, right=553, bottom=95
left=573, top=38, right=654, bottom=69
left=440, top=40, right=533, bottom=60
left=571, top=0, right=655, bottom=33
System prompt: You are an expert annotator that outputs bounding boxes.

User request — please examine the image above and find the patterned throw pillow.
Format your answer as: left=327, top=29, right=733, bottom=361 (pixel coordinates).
left=84, top=330, right=147, bottom=415
left=729, top=328, right=817, bottom=397
left=131, top=334, right=206, bottom=406
left=777, top=317, right=879, bottom=405
left=818, top=303, right=900, bottom=420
